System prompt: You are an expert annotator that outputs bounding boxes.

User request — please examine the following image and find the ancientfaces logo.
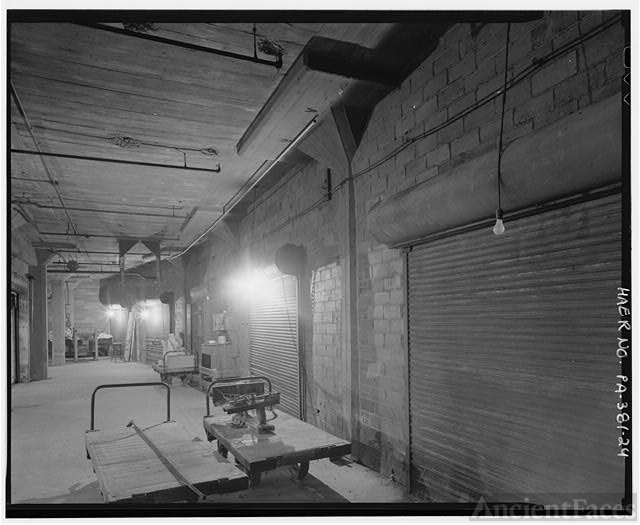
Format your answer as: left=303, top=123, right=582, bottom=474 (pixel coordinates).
left=469, top=495, right=635, bottom=519
left=470, top=495, right=635, bottom=518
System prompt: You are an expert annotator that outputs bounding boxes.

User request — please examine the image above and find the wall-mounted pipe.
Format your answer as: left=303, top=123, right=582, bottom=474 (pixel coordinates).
left=171, top=117, right=318, bottom=260
left=11, top=149, right=221, bottom=174
left=75, top=22, right=282, bottom=70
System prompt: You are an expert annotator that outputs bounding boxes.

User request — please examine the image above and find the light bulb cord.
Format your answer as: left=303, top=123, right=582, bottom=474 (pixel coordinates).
left=497, top=22, right=511, bottom=212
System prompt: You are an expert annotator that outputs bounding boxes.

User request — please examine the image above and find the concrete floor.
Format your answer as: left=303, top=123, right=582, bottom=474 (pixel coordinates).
left=9, top=359, right=406, bottom=504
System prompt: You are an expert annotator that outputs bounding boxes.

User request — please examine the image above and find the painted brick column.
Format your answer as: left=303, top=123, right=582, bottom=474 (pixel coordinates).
left=29, top=250, right=52, bottom=381
left=50, top=278, right=66, bottom=366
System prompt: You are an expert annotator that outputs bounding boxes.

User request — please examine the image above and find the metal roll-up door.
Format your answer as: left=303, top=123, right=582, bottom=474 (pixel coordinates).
left=249, top=274, right=300, bottom=417
left=408, top=194, right=623, bottom=504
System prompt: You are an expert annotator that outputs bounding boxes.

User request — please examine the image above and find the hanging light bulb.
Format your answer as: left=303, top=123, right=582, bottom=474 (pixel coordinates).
left=493, top=208, right=505, bottom=235
left=492, top=23, right=511, bottom=237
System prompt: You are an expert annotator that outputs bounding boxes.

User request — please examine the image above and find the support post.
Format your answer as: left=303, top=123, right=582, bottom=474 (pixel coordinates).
left=50, top=278, right=66, bottom=366
left=29, top=249, right=53, bottom=381
left=94, top=329, right=98, bottom=360
left=331, top=105, right=360, bottom=443
left=73, top=327, right=78, bottom=362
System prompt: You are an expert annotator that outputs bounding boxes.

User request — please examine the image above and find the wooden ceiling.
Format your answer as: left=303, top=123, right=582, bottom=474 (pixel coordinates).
left=10, top=19, right=399, bottom=278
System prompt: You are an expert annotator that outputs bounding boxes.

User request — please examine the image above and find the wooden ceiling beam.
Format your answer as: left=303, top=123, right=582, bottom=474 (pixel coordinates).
left=236, top=36, right=395, bottom=159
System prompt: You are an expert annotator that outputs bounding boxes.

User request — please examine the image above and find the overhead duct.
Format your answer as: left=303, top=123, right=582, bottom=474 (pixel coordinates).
left=275, top=243, right=306, bottom=276
left=367, top=95, right=622, bottom=247
left=99, top=259, right=184, bottom=308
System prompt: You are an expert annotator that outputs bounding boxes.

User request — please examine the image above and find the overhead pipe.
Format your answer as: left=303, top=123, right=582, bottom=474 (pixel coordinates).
left=13, top=200, right=189, bottom=219
left=37, top=249, right=173, bottom=257
left=171, top=117, right=318, bottom=260
left=38, top=231, right=180, bottom=241
left=11, top=148, right=221, bottom=174
left=75, top=22, right=282, bottom=69
left=180, top=207, right=198, bottom=232
left=50, top=261, right=120, bottom=266
left=11, top=176, right=58, bottom=185
left=10, top=82, right=81, bottom=242
left=48, top=270, right=120, bottom=274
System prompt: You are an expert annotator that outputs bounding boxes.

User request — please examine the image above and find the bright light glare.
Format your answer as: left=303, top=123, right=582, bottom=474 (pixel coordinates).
left=139, top=309, right=149, bottom=320
left=227, top=270, right=276, bottom=301
left=106, top=304, right=120, bottom=319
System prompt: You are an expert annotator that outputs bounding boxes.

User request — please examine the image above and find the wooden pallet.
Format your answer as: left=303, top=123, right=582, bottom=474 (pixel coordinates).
left=85, top=421, right=248, bottom=503
left=202, top=410, right=351, bottom=485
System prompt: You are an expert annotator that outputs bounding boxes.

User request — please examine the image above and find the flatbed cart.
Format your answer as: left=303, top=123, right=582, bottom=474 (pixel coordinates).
left=202, top=376, right=352, bottom=486
left=85, top=382, right=248, bottom=503
left=152, top=351, right=199, bottom=385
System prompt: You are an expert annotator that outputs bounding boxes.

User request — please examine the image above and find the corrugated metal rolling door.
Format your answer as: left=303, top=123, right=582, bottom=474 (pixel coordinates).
left=249, top=274, right=300, bottom=417
left=407, top=194, right=623, bottom=503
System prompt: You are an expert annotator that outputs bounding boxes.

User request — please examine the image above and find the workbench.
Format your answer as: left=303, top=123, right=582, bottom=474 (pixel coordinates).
left=202, top=377, right=351, bottom=486
left=85, top=382, right=248, bottom=503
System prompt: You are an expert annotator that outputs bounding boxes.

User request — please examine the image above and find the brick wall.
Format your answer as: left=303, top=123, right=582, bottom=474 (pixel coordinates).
left=236, top=161, right=346, bottom=436
left=195, top=160, right=347, bottom=437
left=311, top=261, right=346, bottom=436
left=193, top=11, right=625, bottom=482
left=350, top=11, right=624, bottom=480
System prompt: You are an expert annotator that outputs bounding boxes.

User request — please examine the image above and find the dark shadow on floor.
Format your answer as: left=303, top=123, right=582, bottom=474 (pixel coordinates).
left=14, top=471, right=348, bottom=505
left=13, top=481, right=103, bottom=504
left=205, top=468, right=349, bottom=503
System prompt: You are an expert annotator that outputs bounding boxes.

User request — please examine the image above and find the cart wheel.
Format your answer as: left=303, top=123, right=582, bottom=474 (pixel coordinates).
left=249, top=471, right=261, bottom=486
left=217, top=442, right=228, bottom=458
left=297, top=461, right=309, bottom=481
left=205, top=432, right=214, bottom=442
left=181, top=374, right=193, bottom=386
